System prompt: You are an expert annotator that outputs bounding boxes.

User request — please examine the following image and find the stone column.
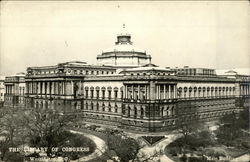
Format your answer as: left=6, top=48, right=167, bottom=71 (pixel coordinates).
left=43, top=82, right=46, bottom=95
left=54, top=82, right=56, bottom=95
left=61, top=81, right=64, bottom=96
left=37, top=82, right=40, bottom=95
left=71, top=81, right=74, bottom=96
left=164, top=84, right=166, bottom=99
left=149, top=81, right=156, bottom=100
left=64, top=81, right=66, bottom=97
left=124, top=85, right=127, bottom=99
left=50, top=82, right=52, bottom=95
left=45, top=82, right=48, bottom=95
left=132, top=85, right=134, bottom=99
left=159, top=85, right=161, bottom=99
left=138, top=84, right=140, bottom=100
left=146, top=84, right=150, bottom=100
left=173, top=85, right=176, bottom=98
left=25, top=83, right=28, bottom=95
left=156, top=85, right=158, bottom=99
left=51, top=82, right=54, bottom=95
left=30, top=83, right=32, bottom=94
left=168, top=85, right=171, bottom=99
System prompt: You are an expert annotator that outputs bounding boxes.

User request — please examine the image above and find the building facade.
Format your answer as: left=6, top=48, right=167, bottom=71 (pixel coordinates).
left=4, top=31, right=250, bottom=132
left=0, top=76, right=5, bottom=107
left=4, top=73, right=25, bottom=108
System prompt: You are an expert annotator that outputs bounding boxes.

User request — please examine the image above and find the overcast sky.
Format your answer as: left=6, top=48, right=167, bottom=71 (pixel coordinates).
left=0, top=1, right=249, bottom=76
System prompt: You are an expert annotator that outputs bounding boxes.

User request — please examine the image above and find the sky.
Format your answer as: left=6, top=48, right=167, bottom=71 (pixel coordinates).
left=0, top=1, right=249, bottom=76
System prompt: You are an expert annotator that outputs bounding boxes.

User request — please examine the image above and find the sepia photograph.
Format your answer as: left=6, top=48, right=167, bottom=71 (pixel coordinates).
left=0, top=1, right=250, bottom=162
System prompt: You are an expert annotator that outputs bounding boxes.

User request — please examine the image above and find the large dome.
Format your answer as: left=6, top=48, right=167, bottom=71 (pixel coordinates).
left=97, top=26, right=151, bottom=67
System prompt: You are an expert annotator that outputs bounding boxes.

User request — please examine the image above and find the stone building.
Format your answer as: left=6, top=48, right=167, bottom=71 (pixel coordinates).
left=0, top=76, right=5, bottom=107
left=4, top=73, right=25, bottom=108
left=4, top=29, right=250, bottom=132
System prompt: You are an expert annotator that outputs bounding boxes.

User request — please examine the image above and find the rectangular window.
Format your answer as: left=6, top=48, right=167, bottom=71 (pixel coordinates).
left=85, top=90, right=88, bottom=98
left=108, top=91, right=111, bottom=99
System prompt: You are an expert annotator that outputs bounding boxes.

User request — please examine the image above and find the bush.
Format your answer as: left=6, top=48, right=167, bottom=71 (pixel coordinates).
left=179, top=154, right=187, bottom=162
left=188, top=156, right=208, bottom=162
left=241, top=141, right=250, bottom=149
left=168, top=147, right=179, bottom=156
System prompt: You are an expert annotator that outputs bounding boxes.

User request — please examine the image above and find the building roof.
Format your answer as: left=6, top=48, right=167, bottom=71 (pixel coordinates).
left=8, top=72, right=25, bottom=77
left=122, top=65, right=173, bottom=72
left=102, top=44, right=146, bottom=54
left=0, top=76, right=5, bottom=80
left=216, top=68, right=250, bottom=76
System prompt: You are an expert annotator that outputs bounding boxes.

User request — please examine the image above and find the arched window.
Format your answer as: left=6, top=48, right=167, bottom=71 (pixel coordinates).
left=134, top=106, right=137, bottom=118
left=101, top=87, right=106, bottom=99
left=178, top=87, right=182, bottom=98
left=90, top=87, right=94, bottom=98
left=207, top=87, right=210, bottom=97
left=189, top=87, right=192, bottom=98
left=229, top=87, right=232, bottom=96
left=115, top=104, right=118, bottom=113
left=202, top=87, right=206, bottom=97
left=141, top=107, right=144, bottom=118
left=198, top=87, right=202, bottom=97
left=85, top=86, right=89, bottom=98
left=96, top=86, right=100, bottom=99
left=108, top=103, right=111, bottom=112
left=211, top=87, right=214, bottom=96
left=171, top=106, right=175, bottom=116
left=114, top=87, right=118, bottom=99
left=215, top=87, right=218, bottom=96
left=85, top=102, right=88, bottom=110
left=166, top=107, right=169, bottom=116
left=194, top=87, right=197, bottom=97
left=91, top=102, right=94, bottom=110
left=161, top=107, right=164, bottom=117
left=107, top=87, right=112, bottom=99
left=102, top=103, right=105, bottom=111
left=128, top=106, right=131, bottom=117
left=184, top=87, right=187, bottom=98
left=96, top=103, right=99, bottom=111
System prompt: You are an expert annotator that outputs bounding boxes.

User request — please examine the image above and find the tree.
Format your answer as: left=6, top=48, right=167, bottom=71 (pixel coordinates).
left=0, top=109, right=25, bottom=161
left=19, top=108, right=76, bottom=158
left=216, top=112, right=242, bottom=145
left=237, top=107, right=249, bottom=130
left=107, top=134, right=140, bottom=162
left=98, top=130, right=161, bottom=162
left=176, top=120, right=204, bottom=146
